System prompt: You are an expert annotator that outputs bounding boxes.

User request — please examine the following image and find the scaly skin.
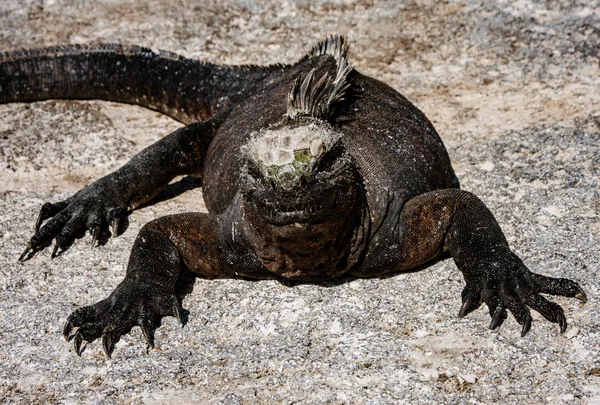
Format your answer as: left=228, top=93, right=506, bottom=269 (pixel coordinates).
left=1, top=36, right=585, bottom=358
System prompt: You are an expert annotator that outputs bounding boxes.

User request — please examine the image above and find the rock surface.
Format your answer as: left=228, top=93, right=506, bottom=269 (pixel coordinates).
left=0, top=0, right=599, bottom=403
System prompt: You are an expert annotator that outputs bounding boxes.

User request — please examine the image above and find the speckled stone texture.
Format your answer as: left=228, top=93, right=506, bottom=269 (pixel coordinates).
left=0, top=0, right=599, bottom=403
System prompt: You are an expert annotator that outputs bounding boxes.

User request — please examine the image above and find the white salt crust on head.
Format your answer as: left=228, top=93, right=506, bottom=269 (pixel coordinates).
left=245, top=122, right=341, bottom=170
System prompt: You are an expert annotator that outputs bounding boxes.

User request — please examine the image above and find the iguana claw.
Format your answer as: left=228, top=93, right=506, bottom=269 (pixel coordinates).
left=489, top=303, right=506, bottom=331
left=108, top=206, right=127, bottom=237
left=73, top=332, right=86, bottom=356
left=171, top=296, right=184, bottom=326
left=63, top=320, right=76, bottom=341
left=90, top=226, right=101, bottom=248
left=102, top=332, right=115, bottom=359
left=140, top=324, right=155, bottom=353
left=558, top=312, right=567, bottom=334
left=520, top=313, right=533, bottom=337
left=575, top=290, right=587, bottom=303
left=18, top=244, right=32, bottom=262
left=51, top=237, right=63, bottom=259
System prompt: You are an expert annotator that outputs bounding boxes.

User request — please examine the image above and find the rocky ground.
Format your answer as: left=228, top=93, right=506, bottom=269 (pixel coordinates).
left=0, top=0, right=599, bottom=403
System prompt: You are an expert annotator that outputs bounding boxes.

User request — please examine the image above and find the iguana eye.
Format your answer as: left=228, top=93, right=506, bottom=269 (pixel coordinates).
left=315, top=143, right=344, bottom=174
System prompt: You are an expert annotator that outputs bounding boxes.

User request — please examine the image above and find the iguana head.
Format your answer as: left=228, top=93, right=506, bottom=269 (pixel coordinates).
left=240, top=118, right=367, bottom=280
left=236, top=38, right=367, bottom=279
left=241, top=119, right=359, bottom=226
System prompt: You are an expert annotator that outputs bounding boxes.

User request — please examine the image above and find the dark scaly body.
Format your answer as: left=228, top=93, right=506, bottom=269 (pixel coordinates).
left=1, top=36, right=585, bottom=358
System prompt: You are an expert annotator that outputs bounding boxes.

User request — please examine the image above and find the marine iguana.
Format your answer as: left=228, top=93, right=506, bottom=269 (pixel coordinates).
left=1, top=36, right=586, bottom=358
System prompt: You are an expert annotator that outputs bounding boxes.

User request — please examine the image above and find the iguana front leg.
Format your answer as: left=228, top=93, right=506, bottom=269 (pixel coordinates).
left=352, top=189, right=586, bottom=335
left=62, top=210, right=270, bottom=357
left=19, top=114, right=226, bottom=260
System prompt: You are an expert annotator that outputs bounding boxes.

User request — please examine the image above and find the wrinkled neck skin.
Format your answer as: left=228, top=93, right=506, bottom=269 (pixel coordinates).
left=241, top=175, right=369, bottom=281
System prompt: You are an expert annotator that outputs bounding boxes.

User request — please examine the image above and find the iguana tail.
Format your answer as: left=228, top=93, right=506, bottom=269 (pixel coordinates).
left=0, top=44, right=282, bottom=124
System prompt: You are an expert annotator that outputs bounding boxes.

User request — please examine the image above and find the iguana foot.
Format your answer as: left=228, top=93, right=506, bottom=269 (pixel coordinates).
left=458, top=253, right=586, bottom=336
left=19, top=182, right=128, bottom=261
left=63, top=278, right=186, bottom=358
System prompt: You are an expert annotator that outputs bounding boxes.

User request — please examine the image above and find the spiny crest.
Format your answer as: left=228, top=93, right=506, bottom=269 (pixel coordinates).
left=306, top=34, right=349, bottom=61
left=286, top=35, right=353, bottom=121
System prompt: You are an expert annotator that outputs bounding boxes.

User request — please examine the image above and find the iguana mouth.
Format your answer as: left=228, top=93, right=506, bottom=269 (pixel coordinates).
left=250, top=192, right=333, bottom=225
left=264, top=203, right=323, bottom=223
